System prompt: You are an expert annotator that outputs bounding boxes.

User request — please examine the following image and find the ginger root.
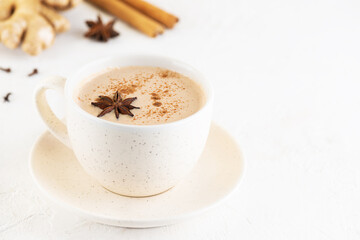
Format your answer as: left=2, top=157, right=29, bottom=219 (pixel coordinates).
left=42, top=0, right=81, bottom=10
left=0, top=0, right=80, bottom=55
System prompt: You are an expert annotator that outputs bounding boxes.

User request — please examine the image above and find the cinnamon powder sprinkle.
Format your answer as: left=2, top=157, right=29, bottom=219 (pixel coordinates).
left=151, top=93, right=161, bottom=100
left=153, top=102, right=162, bottom=107
left=79, top=67, right=201, bottom=125
left=160, top=71, right=168, bottom=78
left=119, top=84, right=138, bottom=95
left=159, top=70, right=180, bottom=78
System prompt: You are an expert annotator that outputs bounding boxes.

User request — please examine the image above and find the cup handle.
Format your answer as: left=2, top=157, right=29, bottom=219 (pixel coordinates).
left=35, top=76, right=71, bottom=148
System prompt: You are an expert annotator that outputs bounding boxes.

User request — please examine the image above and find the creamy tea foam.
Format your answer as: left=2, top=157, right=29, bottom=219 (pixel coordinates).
left=75, top=66, right=205, bottom=125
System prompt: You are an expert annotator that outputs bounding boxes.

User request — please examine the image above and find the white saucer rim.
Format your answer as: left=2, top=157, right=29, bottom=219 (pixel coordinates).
left=29, top=122, right=246, bottom=227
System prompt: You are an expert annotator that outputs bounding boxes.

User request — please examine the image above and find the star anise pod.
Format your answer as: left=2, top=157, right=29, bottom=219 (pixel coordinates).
left=84, top=15, right=119, bottom=42
left=91, top=91, right=139, bottom=119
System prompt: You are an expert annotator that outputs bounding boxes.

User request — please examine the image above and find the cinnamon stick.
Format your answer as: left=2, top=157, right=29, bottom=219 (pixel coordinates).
left=86, top=0, right=164, bottom=37
left=120, top=0, right=178, bottom=28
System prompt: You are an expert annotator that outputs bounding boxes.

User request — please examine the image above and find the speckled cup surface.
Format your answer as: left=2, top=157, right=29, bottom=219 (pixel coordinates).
left=35, top=55, right=213, bottom=197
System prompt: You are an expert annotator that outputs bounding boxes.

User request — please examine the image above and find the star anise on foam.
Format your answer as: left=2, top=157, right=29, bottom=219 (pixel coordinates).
left=91, top=91, right=140, bottom=119
left=84, top=16, right=119, bottom=42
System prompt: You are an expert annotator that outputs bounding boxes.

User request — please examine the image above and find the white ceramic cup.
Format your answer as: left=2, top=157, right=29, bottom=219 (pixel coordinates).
left=35, top=55, right=213, bottom=197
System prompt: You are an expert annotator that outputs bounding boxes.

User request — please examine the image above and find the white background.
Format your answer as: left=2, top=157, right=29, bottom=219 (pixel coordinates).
left=1, top=0, right=360, bottom=239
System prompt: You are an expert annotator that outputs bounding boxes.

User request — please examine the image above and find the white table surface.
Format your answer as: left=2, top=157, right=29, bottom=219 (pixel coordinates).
left=1, top=0, right=360, bottom=239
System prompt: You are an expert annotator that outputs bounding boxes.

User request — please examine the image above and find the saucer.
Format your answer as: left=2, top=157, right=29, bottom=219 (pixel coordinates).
left=29, top=122, right=245, bottom=228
